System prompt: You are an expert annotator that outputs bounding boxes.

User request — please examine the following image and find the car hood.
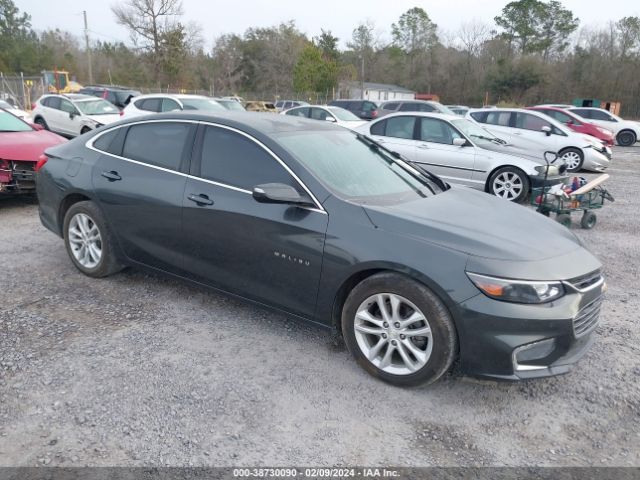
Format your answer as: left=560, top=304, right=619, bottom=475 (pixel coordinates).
left=85, top=114, right=121, bottom=125
left=0, top=130, right=66, bottom=161
left=362, top=187, right=582, bottom=262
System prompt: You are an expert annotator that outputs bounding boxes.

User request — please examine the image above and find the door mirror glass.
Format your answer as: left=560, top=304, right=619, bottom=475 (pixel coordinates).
left=452, top=137, right=467, bottom=147
left=541, top=125, right=552, bottom=136
left=252, top=183, right=311, bottom=206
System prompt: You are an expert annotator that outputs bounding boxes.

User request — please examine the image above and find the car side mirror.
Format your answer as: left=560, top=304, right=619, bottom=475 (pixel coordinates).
left=30, top=123, right=44, bottom=131
left=69, top=111, right=78, bottom=119
left=541, top=125, right=552, bottom=136
left=252, top=183, right=312, bottom=206
left=452, top=138, right=467, bottom=147
left=325, top=117, right=336, bottom=123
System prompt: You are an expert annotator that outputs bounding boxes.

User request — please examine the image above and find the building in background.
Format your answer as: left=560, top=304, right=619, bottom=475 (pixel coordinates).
left=338, top=82, right=415, bottom=102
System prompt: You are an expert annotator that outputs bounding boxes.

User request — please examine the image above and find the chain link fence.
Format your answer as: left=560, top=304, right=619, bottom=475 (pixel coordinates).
left=0, top=73, right=45, bottom=111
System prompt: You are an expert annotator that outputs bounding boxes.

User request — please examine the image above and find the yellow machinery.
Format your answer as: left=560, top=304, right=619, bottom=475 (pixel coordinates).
left=42, top=70, right=83, bottom=93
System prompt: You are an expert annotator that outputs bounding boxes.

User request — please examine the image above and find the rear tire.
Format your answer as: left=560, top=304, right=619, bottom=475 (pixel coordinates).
left=616, top=130, right=637, bottom=147
left=63, top=201, right=123, bottom=278
left=487, top=166, right=530, bottom=203
left=341, top=272, right=457, bottom=387
left=581, top=211, right=597, bottom=229
left=34, top=116, right=49, bottom=130
left=559, top=148, right=584, bottom=173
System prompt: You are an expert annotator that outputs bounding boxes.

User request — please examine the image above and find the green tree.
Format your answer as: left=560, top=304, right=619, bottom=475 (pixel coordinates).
left=495, top=0, right=578, bottom=57
left=486, top=59, right=543, bottom=102
left=314, top=29, right=339, bottom=61
left=0, top=0, right=44, bottom=73
left=293, top=43, right=337, bottom=94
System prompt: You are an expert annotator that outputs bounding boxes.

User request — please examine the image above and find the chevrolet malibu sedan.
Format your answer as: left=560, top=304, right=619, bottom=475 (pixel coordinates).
left=36, top=112, right=605, bottom=386
left=356, top=112, right=563, bottom=203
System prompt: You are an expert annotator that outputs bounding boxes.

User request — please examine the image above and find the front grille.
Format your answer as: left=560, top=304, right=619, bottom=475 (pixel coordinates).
left=573, top=296, right=602, bottom=337
left=11, top=161, right=35, bottom=182
left=568, top=270, right=603, bottom=291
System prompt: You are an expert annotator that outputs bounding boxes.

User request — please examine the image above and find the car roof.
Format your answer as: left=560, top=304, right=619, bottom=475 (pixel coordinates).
left=111, top=111, right=343, bottom=135
left=377, top=111, right=460, bottom=122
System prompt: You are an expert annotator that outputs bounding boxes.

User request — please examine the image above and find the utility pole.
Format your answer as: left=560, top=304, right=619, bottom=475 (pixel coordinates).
left=360, top=54, right=365, bottom=100
left=83, top=11, right=93, bottom=84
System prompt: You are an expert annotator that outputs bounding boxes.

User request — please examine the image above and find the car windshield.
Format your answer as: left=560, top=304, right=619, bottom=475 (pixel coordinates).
left=76, top=99, right=119, bottom=115
left=180, top=98, right=225, bottom=111
left=328, top=107, right=360, bottom=121
left=276, top=130, right=443, bottom=204
left=451, top=118, right=503, bottom=145
left=218, top=100, right=245, bottom=111
left=0, top=109, right=32, bottom=132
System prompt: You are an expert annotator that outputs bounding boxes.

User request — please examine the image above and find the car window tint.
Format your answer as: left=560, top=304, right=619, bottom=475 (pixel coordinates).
left=485, top=112, right=511, bottom=126
left=200, top=126, right=295, bottom=191
left=370, top=120, right=386, bottom=136
left=469, top=111, right=486, bottom=123
left=515, top=113, right=550, bottom=131
left=136, top=98, right=162, bottom=112
left=385, top=116, right=416, bottom=139
left=589, top=110, right=616, bottom=121
left=123, top=122, right=191, bottom=170
left=310, top=108, right=330, bottom=120
left=571, top=109, right=590, bottom=119
left=549, top=110, right=581, bottom=125
left=286, top=107, right=310, bottom=118
left=382, top=102, right=399, bottom=111
left=93, top=128, right=121, bottom=154
left=60, top=99, right=76, bottom=113
left=363, top=102, right=377, bottom=112
left=419, top=118, right=461, bottom=144
left=162, top=98, right=181, bottom=112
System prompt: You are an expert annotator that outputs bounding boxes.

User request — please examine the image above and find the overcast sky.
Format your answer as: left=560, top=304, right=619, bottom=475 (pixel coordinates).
left=15, top=0, right=640, bottom=48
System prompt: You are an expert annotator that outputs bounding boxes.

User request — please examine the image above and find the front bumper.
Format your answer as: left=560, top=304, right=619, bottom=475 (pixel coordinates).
left=453, top=271, right=604, bottom=380
left=582, top=147, right=611, bottom=172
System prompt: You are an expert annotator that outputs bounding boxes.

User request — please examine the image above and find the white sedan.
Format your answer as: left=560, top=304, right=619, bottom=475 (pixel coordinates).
left=567, top=107, right=640, bottom=147
left=282, top=105, right=366, bottom=129
left=467, top=108, right=611, bottom=172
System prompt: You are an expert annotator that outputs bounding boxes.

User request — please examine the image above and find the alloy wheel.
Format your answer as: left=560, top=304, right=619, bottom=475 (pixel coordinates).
left=562, top=151, right=582, bottom=170
left=354, top=293, right=433, bottom=375
left=492, top=171, right=524, bottom=200
left=68, top=213, right=103, bottom=269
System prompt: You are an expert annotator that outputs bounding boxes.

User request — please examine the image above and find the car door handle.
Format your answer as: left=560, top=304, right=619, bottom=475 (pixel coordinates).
left=418, top=143, right=429, bottom=149
left=187, top=193, right=214, bottom=206
left=101, top=170, right=121, bottom=181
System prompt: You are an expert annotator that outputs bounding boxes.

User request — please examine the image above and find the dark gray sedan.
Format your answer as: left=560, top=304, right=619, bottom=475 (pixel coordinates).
left=35, top=112, right=605, bottom=386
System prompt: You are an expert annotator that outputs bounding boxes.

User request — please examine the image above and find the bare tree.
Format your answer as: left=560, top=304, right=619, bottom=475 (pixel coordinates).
left=111, top=0, right=184, bottom=83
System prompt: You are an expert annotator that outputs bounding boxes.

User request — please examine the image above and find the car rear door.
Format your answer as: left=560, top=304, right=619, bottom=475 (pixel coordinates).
left=413, top=117, right=475, bottom=186
left=41, top=97, right=67, bottom=134
left=181, top=123, right=328, bottom=317
left=91, top=120, right=196, bottom=273
left=368, top=115, right=419, bottom=161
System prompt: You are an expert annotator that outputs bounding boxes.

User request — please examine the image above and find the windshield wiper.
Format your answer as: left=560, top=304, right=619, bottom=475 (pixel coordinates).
left=470, top=134, right=506, bottom=145
left=355, top=134, right=449, bottom=191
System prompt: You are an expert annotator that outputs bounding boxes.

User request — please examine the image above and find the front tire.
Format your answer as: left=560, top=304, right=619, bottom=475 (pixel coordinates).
left=487, top=167, right=530, bottom=202
left=34, top=116, right=49, bottom=130
left=63, top=201, right=122, bottom=278
left=341, top=272, right=457, bottom=387
left=559, top=148, right=584, bottom=172
left=616, top=130, right=637, bottom=147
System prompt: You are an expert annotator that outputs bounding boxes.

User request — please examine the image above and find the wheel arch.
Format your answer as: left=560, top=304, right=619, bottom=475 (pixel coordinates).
left=57, top=192, right=94, bottom=237
left=484, top=164, right=528, bottom=193
left=329, top=264, right=458, bottom=334
left=617, top=128, right=637, bottom=142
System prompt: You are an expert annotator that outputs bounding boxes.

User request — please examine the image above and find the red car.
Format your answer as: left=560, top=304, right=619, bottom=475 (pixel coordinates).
left=527, top=106, right=615, bottom=146
left=0, top=109, right=66, bottom=195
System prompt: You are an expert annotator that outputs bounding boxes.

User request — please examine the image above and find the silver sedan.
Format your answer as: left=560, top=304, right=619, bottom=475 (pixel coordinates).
left=355, top=112, right=562, bottom=202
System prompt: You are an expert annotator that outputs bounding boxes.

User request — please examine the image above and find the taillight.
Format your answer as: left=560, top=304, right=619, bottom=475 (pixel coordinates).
left=35, top=154, right=48, bottom=172
left=372, top=110, right=378, bottom=118
left=119, top=110, right=124, bottom=116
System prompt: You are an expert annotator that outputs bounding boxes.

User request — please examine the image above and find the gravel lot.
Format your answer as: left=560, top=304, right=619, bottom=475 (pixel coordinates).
left=1, top=146, right=639, bottom=468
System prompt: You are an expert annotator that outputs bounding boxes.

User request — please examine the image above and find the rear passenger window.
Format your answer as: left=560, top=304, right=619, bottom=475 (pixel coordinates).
left=485, top=112, right=512, bottom=127
left=92, top=128, right=121, bottom=154
left=385, top=116, right=416, bottom=139
left=286, top=107, right=310, bottom=118
left=47, top=97, right=61, bottom=109
left=135, top=98, right=162, bottom=112
left=370, top=120, right=386, bottom=136
left=162, top=98, right=181, bottom=112
left=199, top=126, right=295, bottom=191
left=122, top=122, right=192, bottom=170
left=383, top=102, right=399, bottom=111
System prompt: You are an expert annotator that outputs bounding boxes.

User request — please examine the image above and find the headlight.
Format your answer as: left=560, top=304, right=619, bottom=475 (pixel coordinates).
left=466, top=272, right=565, bottom=304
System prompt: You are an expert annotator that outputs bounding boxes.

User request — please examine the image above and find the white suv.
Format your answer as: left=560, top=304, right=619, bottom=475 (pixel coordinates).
left=32, top=94, right=121, bottom=137
left=567, top=107, right=640, bottom=147
left=468, top=108, right=611, bottom=172
left=121, top=94, right=225, bottom=118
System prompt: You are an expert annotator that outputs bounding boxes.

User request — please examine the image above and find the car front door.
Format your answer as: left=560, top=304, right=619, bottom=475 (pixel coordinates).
left=91, top=121, right=196, bottom=273
left=513, top=112, right=561, bottom=150
left=181, top=124, right=328, bottom=318
left=59, top=98, right=82, bottom=136
left=368, top=115, right=418, bottom=161
left=413, top=117, right=476, bottom=186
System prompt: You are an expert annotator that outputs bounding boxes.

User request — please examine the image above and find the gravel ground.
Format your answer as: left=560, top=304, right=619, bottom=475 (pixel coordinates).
left=1, top=146, right=639, bottom=468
